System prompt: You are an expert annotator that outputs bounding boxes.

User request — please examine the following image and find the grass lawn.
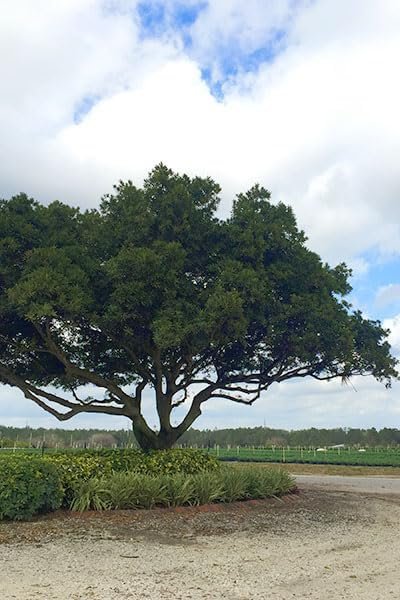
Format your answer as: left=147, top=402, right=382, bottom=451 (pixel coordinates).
left=229, top=461, right=400, bottom=477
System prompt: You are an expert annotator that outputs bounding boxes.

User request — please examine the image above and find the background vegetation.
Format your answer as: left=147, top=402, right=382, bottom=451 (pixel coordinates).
left=1, top=424, right=400, bottom=449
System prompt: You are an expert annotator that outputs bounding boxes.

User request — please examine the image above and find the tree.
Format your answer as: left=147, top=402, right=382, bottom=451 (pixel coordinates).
left=0, top=165, right=397, bottom=450
left=89, top=432, right=117, bottom=448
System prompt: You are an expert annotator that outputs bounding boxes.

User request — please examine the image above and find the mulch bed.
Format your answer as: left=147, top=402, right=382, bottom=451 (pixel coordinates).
left=0, top=487, right=366, bottom=547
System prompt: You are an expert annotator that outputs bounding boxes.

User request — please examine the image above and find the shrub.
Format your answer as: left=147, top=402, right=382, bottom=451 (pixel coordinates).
left=144, top=448, right=220, bottom=476
left=161, top=473, right=195, bottom=507
left=102, top=472, right=168, bottom=510
left=1, top=452, right=294, bottom=519
left=244, top=466, right=295, bottom=499
left=69, top=477, right=110, bottom=512
left=219, top=467, right=249, bottom=502
left=190, top=472, right=224, bottom=505
left=43, top=448, right=218, bottom=506
left=0, top=457, right=63, bottom=520
left=43, top=453, right=113, bottom=506
left=70, top=466, right=295, bottom=512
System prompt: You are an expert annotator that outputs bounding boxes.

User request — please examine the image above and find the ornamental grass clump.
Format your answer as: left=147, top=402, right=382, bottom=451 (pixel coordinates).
left=190, top=472, right=224, bottom=505
left=161, top=473, right=195, bottom=507
left=128, top=474, right=169, bottom=509
left=69, top=477, right=110, bottom=512
left=69, top=466, right=295, bottom=512
left=219, top=467, right=249, bottom=502
left=244, top=467, right=294, bottom=499
left=102, top=472, right=141, bottom=510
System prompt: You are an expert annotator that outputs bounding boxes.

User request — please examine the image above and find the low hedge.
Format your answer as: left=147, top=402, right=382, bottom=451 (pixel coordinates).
left=0, top=452, right=294, bottom=519
left=0, top=457, right=63, bottom=520
left=70, top=466, right=296, bottom=511
left=0, top=448, right=220, bottom=515
left=43, top=448, right=219, bottom=505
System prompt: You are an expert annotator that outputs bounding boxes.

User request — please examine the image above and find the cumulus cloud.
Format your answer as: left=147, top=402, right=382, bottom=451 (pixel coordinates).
left=187, top=0, right=297, bottom=83
left=0, top=0, right=180, bottom=202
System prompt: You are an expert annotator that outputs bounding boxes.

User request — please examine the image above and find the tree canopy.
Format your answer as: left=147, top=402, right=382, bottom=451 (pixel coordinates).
left=0, top=165, right=397, bottom=449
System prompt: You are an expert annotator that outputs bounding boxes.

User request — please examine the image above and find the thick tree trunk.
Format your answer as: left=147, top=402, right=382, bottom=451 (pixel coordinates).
left=132, top=420, right=178, bottom=451
left=131, top=388, right=209, bottom=451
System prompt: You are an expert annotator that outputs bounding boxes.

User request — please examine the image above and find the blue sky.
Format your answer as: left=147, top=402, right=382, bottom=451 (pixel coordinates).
left=0, top=0, right=400, bottom=432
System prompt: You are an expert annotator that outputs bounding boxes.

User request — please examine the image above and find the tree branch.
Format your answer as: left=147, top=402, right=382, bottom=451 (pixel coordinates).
left=0, top=365, right=125, bottom=422
left=209, top=392, right=259, bottom=405
left=171, top=388, right=192, bottom=409
left=104, top=330, right=155, bottom=384
left=31, top=321, right=139, bottom=415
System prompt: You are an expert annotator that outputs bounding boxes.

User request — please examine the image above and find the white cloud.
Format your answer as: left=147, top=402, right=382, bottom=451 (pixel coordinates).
left=1, top=373, right=399, bottom=432
left=0, top=0, right=181, bottom=202
left=384, top=314, right=400, bottom=356
left=188, top=0, right=297, bottom=80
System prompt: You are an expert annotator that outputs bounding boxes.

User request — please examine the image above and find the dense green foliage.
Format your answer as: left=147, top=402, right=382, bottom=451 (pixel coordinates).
left=0, top=456, right=63, bottom=520
left=70, top=466, right=295, bottom=511
left=0, top=448, right=219, bottom=511
left=0, top=449, right=292, bottom=519
left=42, top=448, right=219, bottom=505
left=0, top=165, right=397, bottom=450
left=209, top=446, right=400, bottom=467
left=0, top=448, right=219, bottom=518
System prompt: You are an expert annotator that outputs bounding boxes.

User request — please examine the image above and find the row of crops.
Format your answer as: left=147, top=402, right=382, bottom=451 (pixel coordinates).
left=2, top=445, right=400, bottom=467
left=205, top=446, right=400, bottom=467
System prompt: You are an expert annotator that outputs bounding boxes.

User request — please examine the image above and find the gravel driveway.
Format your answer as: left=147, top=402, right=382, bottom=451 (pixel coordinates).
left=295, top=473, right=400, bottom=494
left=1, top=476, right=399, bottom=599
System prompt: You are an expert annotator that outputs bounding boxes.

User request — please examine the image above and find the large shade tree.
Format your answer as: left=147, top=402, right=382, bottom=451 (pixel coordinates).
left=0, top=165, right=397, bottom=449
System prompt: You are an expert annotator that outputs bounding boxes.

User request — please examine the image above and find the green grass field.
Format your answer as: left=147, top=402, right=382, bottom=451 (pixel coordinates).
left=2, top=445, right=400, bottom=468
left=205, top=446, right=400, bottom=467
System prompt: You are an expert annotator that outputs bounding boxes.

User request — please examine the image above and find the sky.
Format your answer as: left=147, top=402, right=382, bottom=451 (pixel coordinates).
left=1, top=0, right=400, bottom=432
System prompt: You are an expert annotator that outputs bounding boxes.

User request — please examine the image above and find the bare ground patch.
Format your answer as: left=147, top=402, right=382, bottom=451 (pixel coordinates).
left=1, top=486, right=399, bottom=599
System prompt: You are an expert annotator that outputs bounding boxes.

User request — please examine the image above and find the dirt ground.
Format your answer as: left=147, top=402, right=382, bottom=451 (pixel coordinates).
left=1, top=479, right=400, bottom=599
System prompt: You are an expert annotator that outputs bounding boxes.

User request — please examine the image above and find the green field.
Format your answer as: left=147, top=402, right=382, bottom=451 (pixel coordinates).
left=2, top=445, right=400, bottom=467
left=205, top=446, right=400, bottom=467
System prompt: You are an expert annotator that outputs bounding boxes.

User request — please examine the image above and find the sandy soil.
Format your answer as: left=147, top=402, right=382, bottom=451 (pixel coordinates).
left=295, top=473, right=400, bottom=494
left=1, top=480, right=400, bottom=599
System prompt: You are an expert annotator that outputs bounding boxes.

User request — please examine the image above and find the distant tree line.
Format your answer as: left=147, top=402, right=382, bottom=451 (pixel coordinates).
left=0, top=425, right=136, bottom=448
left=180, top=426, right=400, bottom=447
left=1, top=425, right=400, bottom=448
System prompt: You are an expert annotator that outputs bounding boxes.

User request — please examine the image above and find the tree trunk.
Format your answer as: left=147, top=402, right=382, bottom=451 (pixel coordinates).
left=131, top=390, right=207, bottom=451
left=132, top=420, right=178, bottom=451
